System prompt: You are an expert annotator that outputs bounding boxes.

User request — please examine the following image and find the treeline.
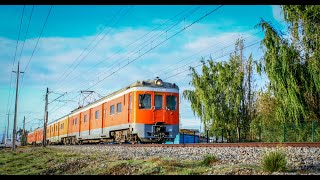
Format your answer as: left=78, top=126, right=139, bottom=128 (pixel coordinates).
left=183, top=5, right=320, bottom=142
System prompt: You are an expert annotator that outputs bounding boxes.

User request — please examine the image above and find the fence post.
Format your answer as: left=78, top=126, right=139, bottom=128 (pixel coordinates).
left=182, top=132, right=185, bottom=144
left=206, top=130, right=209, bottom=143
left=312, top=120, right=315, bottom=142
left=221, top=129, right=224, bottom=143
left=283, top=122, right=286, bottom=142
left=259, top=123, right=262, bottom=142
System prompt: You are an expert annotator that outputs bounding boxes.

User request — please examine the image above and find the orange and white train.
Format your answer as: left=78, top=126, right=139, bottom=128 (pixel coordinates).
left=27, top=78, right=179, bottom=144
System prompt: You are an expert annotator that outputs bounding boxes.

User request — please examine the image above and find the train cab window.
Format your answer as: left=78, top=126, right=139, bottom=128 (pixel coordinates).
left=110, top=105, right=115, bottom=115
left=139, top=94, right=151, bottom=109
left=95, top=110, right=99, bottom=119
left=75, top=118, right=78, bottom=125
left=84, top=115, right=87, bottom=123
left=117, top=103, right=122, bottom=113
left=155, top=95, right=163, bottom=110
left=166, top=95, right=177, bottom=110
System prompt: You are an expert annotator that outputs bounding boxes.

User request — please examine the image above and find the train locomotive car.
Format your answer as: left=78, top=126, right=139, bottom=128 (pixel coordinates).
left=27, top=78, right=179, bottom=145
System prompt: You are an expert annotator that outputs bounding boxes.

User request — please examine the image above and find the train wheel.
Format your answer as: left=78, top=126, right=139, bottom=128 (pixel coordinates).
left=66, top=138, right=70, bottom=145
left=71, top=138, right=76, bottom=145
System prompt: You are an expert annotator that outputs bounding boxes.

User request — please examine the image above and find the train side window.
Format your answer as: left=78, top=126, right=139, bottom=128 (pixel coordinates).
left=129, top=96, right=132, bottom=110
left=117, top=103, right=122, bottom=113
left=155, top=95, right=163, bottom=110
left=75, top=118, right=78, bottom=125
left=166, top=95, right=177, bottom=110
left=138, top=94, right=151, bottom=109
left=95, top=110, right=99, bottom=119
left=110, top=105, right=115, bottom=115
left=84, top=115, right=87, bottom=123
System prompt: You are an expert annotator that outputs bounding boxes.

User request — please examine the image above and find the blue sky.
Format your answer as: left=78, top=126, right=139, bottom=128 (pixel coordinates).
left=0, top=5, right=286, bottom=140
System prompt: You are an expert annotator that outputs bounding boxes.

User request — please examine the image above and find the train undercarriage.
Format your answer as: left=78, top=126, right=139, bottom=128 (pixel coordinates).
left=56, top=127, right=171, bottom=145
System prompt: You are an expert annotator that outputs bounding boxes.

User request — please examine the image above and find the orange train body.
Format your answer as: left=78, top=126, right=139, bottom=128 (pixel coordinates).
left=27, top=78, right=179, bottom=144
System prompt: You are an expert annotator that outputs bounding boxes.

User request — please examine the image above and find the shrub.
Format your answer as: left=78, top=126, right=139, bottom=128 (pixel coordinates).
left=262, top=149, right=287, bottom=172
left=200, top=154, right=218, bottom=166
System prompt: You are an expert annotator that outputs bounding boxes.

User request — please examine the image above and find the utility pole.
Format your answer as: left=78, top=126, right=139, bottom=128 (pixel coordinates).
left=43, top=87, right=49, bottom=147
left=12, top=61, right=24, bottom=151
left=6, top=113, right=11, bottom=139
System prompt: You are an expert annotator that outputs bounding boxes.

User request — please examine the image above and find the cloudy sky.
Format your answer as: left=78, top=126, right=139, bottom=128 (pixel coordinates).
left=0, top=5, right=286, bottom=139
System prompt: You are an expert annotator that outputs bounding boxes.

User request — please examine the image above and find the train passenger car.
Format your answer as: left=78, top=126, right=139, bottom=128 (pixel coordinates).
left=28, top=78, right=179, bottom=144
left=27, top=131, right=35, bottom=145
left=27, top=128, right=43, bottom=145
left=46, top=115, right=68, bottom=145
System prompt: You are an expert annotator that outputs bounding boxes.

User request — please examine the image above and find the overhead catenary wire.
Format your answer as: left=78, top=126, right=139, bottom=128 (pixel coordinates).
left=161, top=11, right=320, bottom=82
left=19, top=5, right=53, bottom=92
left=54, top=6, right=133, bottom=90
left=68, top=6, right=223, bottom=94
left=54, top=6, right=201, bottom=92
left=163, top=40, right=261, bottom=81
left=45, top=6, right=224, bottom=121
left=144, top=31, right=262, bottom=80
left=6, top=5, right=26, bottom=116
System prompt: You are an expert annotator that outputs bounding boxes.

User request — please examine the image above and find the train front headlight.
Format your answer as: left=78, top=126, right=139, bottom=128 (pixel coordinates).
left=155, top=79, right=163, bottom=86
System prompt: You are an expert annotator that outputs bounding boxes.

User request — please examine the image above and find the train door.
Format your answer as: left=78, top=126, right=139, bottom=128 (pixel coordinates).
left=129, top=92, right=133, bottom=123
left=153, top=92, right=165, bottom=123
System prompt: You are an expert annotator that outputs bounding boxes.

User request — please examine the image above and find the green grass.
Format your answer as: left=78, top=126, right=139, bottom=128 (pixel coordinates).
left=261, top=149, right=287, bottom=172
left=200, top=154, right=219, bottom=166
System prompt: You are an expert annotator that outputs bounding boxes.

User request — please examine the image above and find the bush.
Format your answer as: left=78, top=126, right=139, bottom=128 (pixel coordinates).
left=200, top=154, right=218, bottom=166
left=262, top=149, right=287, bottom=172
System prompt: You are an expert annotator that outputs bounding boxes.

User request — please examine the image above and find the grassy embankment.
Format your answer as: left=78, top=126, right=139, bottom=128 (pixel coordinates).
left=0, top=146, right=267, bottom=175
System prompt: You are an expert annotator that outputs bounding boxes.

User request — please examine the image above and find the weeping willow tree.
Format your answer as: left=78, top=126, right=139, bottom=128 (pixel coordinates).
left=183, top=39, right=254, bottom=142
left=257, top=5, right=320, bottom=125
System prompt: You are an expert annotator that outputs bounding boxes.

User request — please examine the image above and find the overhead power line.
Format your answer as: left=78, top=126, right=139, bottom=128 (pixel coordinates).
left=6, top=5, right=26, bottom=116
left=47, top=6, right=224, bottom=119
left=54, top=5, right=198, bottom=89
left=19, top=5, right=53, bottom=92
left=54, top=6, right=133, bottom=91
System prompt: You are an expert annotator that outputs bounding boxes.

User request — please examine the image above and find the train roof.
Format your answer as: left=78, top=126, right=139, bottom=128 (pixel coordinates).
left=48, top=78, right=178, bottom=124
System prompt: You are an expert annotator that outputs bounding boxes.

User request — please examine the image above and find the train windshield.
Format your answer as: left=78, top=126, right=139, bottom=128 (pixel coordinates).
left=155, top=95, right=163, bottom=110
left=166, top=95, right=177, bottom=110
left=139, top=94, right=151, bottom=109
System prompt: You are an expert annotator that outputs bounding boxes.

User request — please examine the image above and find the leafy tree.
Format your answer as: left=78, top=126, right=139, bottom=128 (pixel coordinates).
left=257, top=5, right=320, bottom=126
left=17, top=128, right=28, bottom=146
left=183, top=39, right=255, bottom=142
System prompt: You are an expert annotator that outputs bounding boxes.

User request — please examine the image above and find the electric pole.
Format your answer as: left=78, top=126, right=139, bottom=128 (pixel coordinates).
left=12, top=61, right=24, bottom=151
left=6, top=113, right=11, bottom=139
left=43, top=87, right=49, bottom=147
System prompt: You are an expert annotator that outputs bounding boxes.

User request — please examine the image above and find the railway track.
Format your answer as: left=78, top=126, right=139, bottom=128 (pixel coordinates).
left=60, top=142, right=320, bottom=148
